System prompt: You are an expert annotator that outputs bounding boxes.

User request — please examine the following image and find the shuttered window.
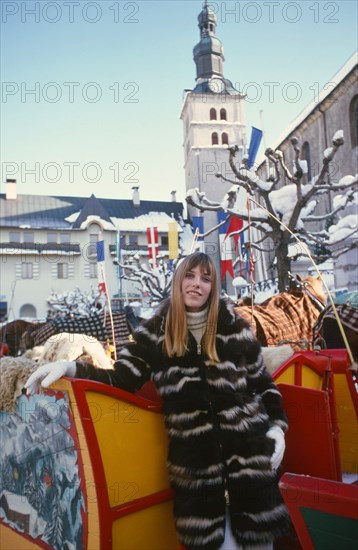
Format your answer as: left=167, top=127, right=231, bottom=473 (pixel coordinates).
left=16, top=262, right=39, bottom=280
left=57, top=263, right=68, bottom=279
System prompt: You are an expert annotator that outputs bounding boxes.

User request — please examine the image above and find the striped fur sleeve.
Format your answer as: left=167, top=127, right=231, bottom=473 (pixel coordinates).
left=233, top=313, right=288, bottom=433
left=75, top=314, right=163, bottom=393
left=245, top=348, right=288, bottom=432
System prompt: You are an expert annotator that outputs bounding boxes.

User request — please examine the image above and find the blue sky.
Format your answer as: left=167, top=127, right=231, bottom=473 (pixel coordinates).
left=1, top=0, right=357, bottom=206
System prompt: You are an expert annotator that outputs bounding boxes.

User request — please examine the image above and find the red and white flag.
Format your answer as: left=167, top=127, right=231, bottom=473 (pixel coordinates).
left=225, top=216, right=243, bottom=253
left=146, top=226, right=159, bottom=267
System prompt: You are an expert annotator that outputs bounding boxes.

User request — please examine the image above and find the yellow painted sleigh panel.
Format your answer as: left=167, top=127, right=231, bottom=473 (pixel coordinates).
left=0, top=378, right=180, bottom=550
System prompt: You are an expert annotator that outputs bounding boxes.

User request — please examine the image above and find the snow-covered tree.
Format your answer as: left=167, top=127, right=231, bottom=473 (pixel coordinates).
left=43, top=490, right=63, bottom=550
left=120, top=255, right=179, bottom=302
left=187, top=131, right=357, bottom=291
left=46, top=286, right=102, bottom=319
left=24, top=461, right=47, bottom=517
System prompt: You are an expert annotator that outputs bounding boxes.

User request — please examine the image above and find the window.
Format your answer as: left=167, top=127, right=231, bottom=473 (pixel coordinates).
left=60, top=233, right=70, bottom=244
left=47, top=232, right=57, bottom=243
left=57, top=263, right=69, bottom=279
left=89, top=263, right=98, bottom=278
left=301, top=141, right=312, bottom=182
left=20, top=304, right=37, bottom=318
left=212, top=132, right=218, bottom=145
left=127, top=234, right=138, bottom=246
left=23, top=232, right=34, bottom=243
left=222, top=132, right=229, bottom=145
left=349, top=94, right=358, bottom=148
left=161, top=235, right=168, bottom=247
left=22, top=263, right=33, bottom=279
left=210, top=108, right=217, bottom=120
left=89, top=233, right=99, bottom=257
left=9, top=232, right=20, bottom=242
left=220, top=108, right=227, bottom=121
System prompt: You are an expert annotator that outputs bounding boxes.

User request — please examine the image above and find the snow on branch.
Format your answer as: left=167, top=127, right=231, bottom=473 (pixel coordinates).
left=186, top=129, right=357, bottom=291
left=120, top=256, right=176, bottom=302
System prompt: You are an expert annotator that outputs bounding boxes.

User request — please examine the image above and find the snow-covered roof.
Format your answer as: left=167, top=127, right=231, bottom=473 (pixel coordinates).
left=0, top=491, right=47, bottom=538
left=0, top=193, right=184, bottom=230
left=111, top=212, right=182, bottom=232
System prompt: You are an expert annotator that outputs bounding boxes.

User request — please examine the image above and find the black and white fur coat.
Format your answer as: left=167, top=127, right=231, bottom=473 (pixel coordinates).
left=76, top=298, right=290, bottom=549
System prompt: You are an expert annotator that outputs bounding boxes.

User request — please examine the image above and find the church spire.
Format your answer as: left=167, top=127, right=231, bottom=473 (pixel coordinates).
left=193, top=1, right=224, bottom=81
left=192, top=1, right=239, bottom=94
left=198, top=0, right=217, bottom=38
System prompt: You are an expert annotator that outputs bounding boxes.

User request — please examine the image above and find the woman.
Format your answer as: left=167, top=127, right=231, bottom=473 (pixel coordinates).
left=26, top=252, right=290, bottom=550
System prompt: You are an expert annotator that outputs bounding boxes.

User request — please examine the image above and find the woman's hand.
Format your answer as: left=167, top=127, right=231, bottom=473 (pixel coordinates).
left=267, top=425, right=285, bottom=470
left=25, top=361, right=76, bottom=395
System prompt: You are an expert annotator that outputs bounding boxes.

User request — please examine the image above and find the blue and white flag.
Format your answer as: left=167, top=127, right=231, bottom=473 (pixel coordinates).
left=247, top=127, right=263, bottom=169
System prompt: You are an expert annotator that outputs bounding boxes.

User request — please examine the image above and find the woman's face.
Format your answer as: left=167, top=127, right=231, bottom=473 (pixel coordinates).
left=182, top=265, right=212, bottom=312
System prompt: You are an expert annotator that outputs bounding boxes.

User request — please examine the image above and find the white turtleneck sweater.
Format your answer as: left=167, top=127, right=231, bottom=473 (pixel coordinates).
left=186, top=307, right=209, bottom=353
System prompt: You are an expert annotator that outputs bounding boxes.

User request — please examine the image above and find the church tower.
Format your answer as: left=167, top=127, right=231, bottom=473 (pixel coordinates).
left=180, top=1, right=247, bottom=286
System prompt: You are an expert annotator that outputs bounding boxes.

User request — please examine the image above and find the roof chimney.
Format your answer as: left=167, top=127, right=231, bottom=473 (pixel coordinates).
left=171, top=190, right=177, bottom=202
left=6, top=179, right=17, bottom=200
left=132, top=186, right=140, bottom=207
left=132, top=186, right=140, bottom=206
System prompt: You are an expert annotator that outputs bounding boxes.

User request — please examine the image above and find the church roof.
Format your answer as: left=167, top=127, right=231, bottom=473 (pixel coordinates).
left=0, top=193, right=184, bottom=230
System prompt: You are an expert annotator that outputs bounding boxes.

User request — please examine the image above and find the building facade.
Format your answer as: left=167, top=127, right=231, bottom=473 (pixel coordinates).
left=257, top=51, right=358, bottom=291
left=0, top=182, right=184, bottom=320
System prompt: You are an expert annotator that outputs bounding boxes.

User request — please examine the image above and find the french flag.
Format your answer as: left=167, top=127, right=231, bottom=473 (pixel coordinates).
left=96, top=240, right=107, bottom=295
left=147, top=226, right=159, bottom=267
left=218, top=212, right=234, bottom=281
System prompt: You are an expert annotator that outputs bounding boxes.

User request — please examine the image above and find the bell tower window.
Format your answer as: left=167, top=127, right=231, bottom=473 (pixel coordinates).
left=210, top=108, right=217, bottom=120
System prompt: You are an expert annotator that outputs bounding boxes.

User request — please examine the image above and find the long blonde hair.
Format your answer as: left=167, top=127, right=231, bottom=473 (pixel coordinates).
left=163, top=252, right=219, bottom=361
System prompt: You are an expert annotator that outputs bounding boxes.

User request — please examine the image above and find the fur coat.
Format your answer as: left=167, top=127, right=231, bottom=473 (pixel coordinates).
left=76, top=298, right=290, bottom=549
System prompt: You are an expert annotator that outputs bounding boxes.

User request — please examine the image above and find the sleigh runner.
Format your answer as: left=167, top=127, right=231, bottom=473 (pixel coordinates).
left=0, top=349, right=357, bottom=550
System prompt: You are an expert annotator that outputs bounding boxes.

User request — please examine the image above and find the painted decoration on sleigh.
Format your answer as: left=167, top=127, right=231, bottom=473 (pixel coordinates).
left=0, top=391, right=86, bottom=549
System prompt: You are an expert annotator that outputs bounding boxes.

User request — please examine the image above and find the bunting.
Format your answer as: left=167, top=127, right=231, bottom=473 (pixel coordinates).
left=96, top=240, right=107, bottom=295
left=218, top=212, right=234, bottom=281
left=147, top=226, right=159, bottom=267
